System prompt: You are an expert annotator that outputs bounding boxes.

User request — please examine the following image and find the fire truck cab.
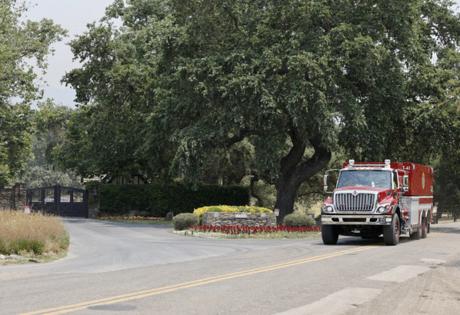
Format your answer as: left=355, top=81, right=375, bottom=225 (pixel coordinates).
left=321, top=160, right=434, bottom=246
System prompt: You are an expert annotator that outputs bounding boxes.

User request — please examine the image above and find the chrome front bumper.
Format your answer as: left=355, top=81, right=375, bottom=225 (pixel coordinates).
left=321, top=214, right=393, bottom=226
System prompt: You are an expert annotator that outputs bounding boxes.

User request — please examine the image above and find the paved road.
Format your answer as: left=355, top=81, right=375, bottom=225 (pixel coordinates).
left=1, top=219, right=460, bottom=315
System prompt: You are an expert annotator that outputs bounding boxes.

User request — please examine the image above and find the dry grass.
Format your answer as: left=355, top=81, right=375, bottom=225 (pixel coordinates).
left=0, top=210, right=69, bottom=256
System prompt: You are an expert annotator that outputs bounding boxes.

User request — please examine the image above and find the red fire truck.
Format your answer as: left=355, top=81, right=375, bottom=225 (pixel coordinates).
left=321, top=160, right=434, bottom=246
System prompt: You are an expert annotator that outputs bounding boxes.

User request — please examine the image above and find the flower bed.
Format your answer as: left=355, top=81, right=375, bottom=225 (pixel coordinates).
left=193, top=225, right=320, bottom=235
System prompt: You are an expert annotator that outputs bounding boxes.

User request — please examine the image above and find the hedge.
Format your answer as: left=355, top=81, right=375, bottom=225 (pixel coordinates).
left=97, top=184, right=249, bottom=217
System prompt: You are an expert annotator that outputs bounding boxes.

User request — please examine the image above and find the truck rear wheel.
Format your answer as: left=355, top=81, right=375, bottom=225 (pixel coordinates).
left=322, top=225, right=339, bottom=245
left=421, top=216, right=428, bottom=239
left=410, top=227, right=421, bottom=240
left=383, top=214, right=400, bottom=246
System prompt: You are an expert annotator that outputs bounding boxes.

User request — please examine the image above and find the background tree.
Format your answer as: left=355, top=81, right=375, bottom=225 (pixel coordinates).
left=18, top=100, right=81, bottom=188
left=436, top=151, right=460, bottom=221
left=0, top=0, right=65, bottom=187
left=0, top=105, right=30, bottom=187
left=433, top=49, right=460, bottom=219
left=64, top=0, right=460, bottom=221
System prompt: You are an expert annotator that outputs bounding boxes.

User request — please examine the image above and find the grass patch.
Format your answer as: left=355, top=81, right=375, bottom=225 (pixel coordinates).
left=0, top=210, right=69, bottom=262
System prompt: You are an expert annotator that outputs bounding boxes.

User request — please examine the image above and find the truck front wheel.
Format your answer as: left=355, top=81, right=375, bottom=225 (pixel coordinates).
left=322, top=225, right=339, bottom=245
left=383, top=214, right=400, bottom=246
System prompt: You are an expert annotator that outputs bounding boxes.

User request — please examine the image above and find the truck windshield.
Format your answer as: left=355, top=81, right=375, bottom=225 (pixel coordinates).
left=337, top=170, right=392, bottom=189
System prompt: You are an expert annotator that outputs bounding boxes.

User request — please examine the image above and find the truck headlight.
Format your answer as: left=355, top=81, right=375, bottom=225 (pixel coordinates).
left=376, top=205, right=390, bottom=214
left=323, top=205, right=334, bottom=213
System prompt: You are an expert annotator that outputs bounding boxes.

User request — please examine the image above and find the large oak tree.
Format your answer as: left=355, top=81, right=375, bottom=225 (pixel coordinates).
left=65, top=0, right=460, bottom=221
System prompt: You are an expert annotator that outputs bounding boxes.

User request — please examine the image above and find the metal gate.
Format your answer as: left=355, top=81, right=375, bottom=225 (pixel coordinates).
left=26, top=185, right=88, bottom=218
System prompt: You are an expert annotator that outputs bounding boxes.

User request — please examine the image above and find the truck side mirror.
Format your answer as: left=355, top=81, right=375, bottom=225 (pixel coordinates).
left=324, top=169, right=339, bottom=194
left=402, top=175, right=409, bottom=192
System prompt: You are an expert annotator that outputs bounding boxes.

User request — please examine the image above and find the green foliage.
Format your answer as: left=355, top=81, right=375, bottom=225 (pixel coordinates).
left=283, top=213, right=315, bottom=227
left=0, top=104, right=31, bottom=187
left=56, top=103, right=153, bottom=180
left=436, top=155, right=460, bottom=215
left=97, top=184, right=249, bottom=216
left=63, top=0, right=460, bottom=219
left=16, top=100, right=81, bottom=188
left=0, top=1, right=65, bottom=187
left=194, top=205, right=272, bottom=217
left=173, top=213, right=199, bottom=231
left=0, top=1, right=65, bottom=103
left=31, top=100, right=73, bottom=167
left=20, top=166, right=81, bottom=189
left=435, top=106, right=460, bottom=218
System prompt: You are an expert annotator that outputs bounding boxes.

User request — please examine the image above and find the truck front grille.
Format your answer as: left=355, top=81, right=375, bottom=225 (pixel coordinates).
left=334, top=193, right=376, bottom=212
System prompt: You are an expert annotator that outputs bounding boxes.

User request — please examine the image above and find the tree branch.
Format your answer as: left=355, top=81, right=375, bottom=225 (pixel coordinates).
left=293, top=136, right=331, bottom=185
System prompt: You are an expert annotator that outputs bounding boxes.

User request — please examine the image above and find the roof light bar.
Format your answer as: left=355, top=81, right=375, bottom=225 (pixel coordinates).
left=384, top=159, right=391, bottom=168
left=349, top=159, right=355, bottom=167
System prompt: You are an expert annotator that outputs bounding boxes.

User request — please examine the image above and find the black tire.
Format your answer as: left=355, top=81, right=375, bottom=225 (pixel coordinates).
left=421, top=216, right=428, bottom=239
left=383, top=214, right=400, bottom=246
left=322, top=225, right=339, bottom=245
left=410, top=227, right=421, bottom=240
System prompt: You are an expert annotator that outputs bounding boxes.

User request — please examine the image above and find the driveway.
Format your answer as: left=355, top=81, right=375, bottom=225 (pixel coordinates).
left=2, top=219, right=460, bottom=315
left=0, top=218, right=311, bottom=276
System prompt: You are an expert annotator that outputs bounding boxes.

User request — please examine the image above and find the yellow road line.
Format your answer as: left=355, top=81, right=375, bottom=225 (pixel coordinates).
left=22, top=246, right=376, bottom=315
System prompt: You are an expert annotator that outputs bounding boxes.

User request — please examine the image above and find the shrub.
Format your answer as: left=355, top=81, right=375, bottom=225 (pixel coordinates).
left=194, top=205, right=272, bottom=217
left=283, top=213, right=316, bottom=227
left=96, top=184, right=249, bottom=217
left=173, top=213, right=199, bottom=230
left=0, top=211, right=69, bottom=255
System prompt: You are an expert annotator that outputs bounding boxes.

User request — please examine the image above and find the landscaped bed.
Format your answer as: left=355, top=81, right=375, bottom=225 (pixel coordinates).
left=0, top=211, right=69, bottom=264
left=175, top=225, right=320, bottom=239
left=191, top=225, right=320, bottom=239
left=173, top=206, right=320, bottom=239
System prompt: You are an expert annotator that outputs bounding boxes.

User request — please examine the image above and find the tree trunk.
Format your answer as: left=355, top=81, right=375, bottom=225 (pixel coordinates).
left=275, top=179, right=301, bottom=223
left=274, top=131, right=331, bottom=224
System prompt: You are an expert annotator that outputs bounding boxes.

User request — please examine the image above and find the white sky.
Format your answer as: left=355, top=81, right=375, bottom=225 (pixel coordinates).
left=26, top=0, right=113, bottom=106
left=26, top=0, right=460, bottom=107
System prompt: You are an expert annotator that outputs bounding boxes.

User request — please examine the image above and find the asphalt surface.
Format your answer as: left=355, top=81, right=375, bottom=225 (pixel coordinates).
left=1, top=219, right=460, bottom=315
